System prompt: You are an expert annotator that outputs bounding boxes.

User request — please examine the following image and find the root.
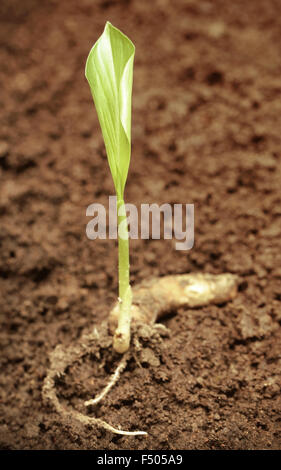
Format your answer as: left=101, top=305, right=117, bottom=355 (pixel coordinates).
left=43, top=272, right=239, bottom=438
left=42, top=327, right=147, bottom=436
left=84, top=352, right=129, bottom=407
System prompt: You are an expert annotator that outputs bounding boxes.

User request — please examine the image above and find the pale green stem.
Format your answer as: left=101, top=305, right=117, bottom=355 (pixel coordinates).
left=117, top=198, right=130, bottom=301
left=113, top=198, right=132, bottom=353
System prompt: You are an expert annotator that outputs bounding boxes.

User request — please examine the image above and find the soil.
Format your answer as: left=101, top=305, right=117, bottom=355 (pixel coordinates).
left=0, top=0, right=281, bottom=450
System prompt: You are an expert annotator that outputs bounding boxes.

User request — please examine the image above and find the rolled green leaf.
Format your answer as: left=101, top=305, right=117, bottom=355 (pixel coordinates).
left=85, top=22, right=135, bottom=199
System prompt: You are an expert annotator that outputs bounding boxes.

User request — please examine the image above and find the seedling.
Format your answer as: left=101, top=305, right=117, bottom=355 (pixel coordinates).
left=43, top=22, right=240, bottom=437
left=85, top=21, right=135, bottom=354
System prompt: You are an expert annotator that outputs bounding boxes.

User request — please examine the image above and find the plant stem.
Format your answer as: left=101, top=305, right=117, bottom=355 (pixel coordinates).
left=113, top=198, right=132, bottom=353
left=117, top=198, right=130, bottom=300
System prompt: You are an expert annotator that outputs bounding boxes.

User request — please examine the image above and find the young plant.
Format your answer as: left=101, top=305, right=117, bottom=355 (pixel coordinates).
left=43, top=23, right=240, bottom=436
left=85, top=22, right=135, bottom=354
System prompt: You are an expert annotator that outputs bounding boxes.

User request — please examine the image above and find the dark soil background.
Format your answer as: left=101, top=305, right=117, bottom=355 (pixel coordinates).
left=0, top=0, right=281, bottom=450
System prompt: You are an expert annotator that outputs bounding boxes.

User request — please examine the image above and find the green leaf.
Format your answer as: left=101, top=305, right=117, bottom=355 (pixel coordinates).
left=85, top=22, right=135, bottom=198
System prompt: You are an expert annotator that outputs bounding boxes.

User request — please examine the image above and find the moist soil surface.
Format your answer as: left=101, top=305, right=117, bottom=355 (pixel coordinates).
left=0, top=0, right=281, bottom=450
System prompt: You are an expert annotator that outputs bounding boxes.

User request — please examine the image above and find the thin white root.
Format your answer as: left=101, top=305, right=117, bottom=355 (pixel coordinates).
left=78, top=413, right=147, bottom=436
left=42, top=335, right=147, bottom=437
left=95, top=421, right=147, bottom=436
left=82, top=351, right=148, bottom=435
left=84, top=352, right=129, bottom=407
left=44, top=372, right=147, bottom=436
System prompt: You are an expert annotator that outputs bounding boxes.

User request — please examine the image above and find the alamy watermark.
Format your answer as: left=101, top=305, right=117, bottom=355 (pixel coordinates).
left=86, top=196, right=194, bottom=251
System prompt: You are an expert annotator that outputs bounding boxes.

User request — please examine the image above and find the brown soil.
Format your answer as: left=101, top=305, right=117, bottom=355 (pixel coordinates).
left=0, top=0, right=281, bottom=450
